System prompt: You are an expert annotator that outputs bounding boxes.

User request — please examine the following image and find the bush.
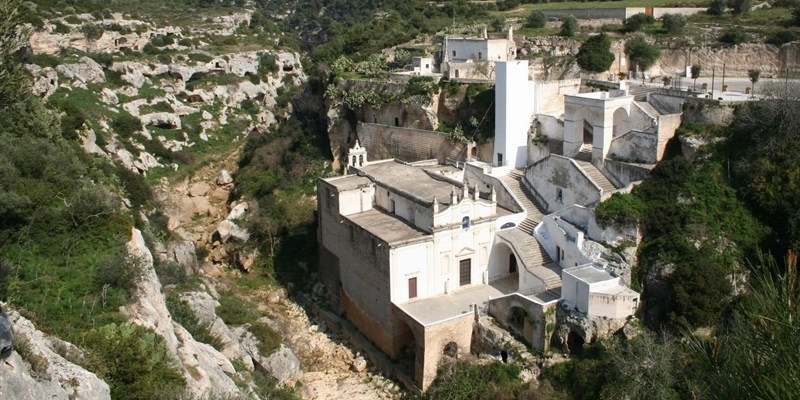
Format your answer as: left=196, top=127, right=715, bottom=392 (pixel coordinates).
left=596, top=192, right=646, bottom=228
left=81, top=23, right=103, bottom=40
left=425, top=360, right=536, bottom=399
left=94, top=251, right=145, bottom=297
left=258, top=52, right=278, bottom=75
left=216, top=293, right=259, bottom=325
left=728, top=0, right=752, bottom=14
left=249, top=321, right=282, bottom=356
left=661, top=13, right=686, bottom=34
left=708, top=0, right=727, bottom=15
left=53, top=21, right=70, bottom=34
left=577, top=33, right=614, bottom=73
left=793, top=8, right=800, bottom=26
left=767, top=30, right=797, bottom=46
left=560, top=16, right=579, bottom=37
left=187, top=52, right=213, bottom=63
left=719, top=27, right=747, bottom=45
left=150, top=34, right=174, bottom=47
left=624, top=13, right=655, bottom=32
left=82, top=323, right=186, bottom=400
left=526, top=10, right=546, bottom=28
left=111, top=114, right=142, bottom=138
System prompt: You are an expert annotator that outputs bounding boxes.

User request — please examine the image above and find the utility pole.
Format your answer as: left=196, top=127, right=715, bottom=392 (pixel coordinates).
left=721, top=63, right=726, bottom=92
left=711, top=65, right=716, bottom=98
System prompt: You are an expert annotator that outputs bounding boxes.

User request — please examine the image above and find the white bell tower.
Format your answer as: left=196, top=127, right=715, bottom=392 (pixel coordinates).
left=347, top=140, right=368, bottom=169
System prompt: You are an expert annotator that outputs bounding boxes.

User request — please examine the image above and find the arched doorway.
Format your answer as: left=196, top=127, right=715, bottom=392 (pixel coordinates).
left=442, top=341, right=458, bottom=360
left=567, top=331, right=585, bottom=356
left=508, top=306, right=526, bottom=337
left=612, top=107, right=629, bottom=137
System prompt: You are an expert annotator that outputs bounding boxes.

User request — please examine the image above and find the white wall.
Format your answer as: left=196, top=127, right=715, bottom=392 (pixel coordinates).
left=495, top=61, right=535, bottom=168
left=526, top=155, right=602, bottom=213
left=536, top=216, right=592, bottom=270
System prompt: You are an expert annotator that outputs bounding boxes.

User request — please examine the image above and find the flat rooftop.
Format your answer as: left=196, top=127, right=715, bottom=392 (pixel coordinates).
left=396, top=282, right=512, bottom=326
left=564, top=264, right=614, bottom=284
left=347, top=208, right=429, bottom=245
left=358, top=160, right=462, bottom=206
left=326, top=175, right=372, bottom=191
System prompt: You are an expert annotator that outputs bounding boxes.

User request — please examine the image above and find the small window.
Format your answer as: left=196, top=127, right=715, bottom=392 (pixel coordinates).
left=452, top=50, right=456, bottom=57
left=478, top=52, right=482, bottom=60
left=462, top=216, right=471, bottom=229
left=394, top=117, right=400, bottom=127
left=556, top=188, right=563, bottom=203
left=497, top=153, right=503, bottom=166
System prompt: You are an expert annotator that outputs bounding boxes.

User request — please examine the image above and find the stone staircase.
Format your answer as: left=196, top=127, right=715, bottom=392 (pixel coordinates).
left=496, top=229, right=561, bottom=291
left=573, top=159, right=617, bottom=193
left=627, top=85, right=659, bottom=101
left=634, top=101, right=662, bottom=120
left=497, top=170, right=561, bottom=291
left=501, top=169, right=545, bottom=230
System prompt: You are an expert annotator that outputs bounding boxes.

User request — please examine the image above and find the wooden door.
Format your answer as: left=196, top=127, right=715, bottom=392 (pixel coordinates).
left=459, top=259, right=471, bottom=286
left=408, top=277, right=417, bottom=299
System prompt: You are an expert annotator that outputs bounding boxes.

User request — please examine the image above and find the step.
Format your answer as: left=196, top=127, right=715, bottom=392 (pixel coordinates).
left=573, top=159, right=616, bottom=193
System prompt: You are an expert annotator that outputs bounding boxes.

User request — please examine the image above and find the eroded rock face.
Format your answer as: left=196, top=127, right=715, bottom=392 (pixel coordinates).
left=122, top=228, right=242, bottom=399
left=554, top=305, right=628, bottom=355
left=1, top=310, right=111, bottom=400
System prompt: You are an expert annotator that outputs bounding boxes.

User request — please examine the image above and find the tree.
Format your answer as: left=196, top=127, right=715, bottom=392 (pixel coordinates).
left=748, top=68, right=760, bottom=96
left=490, top=17, right=505, bottom=32
left=794, top=8, right=800, bottom=26
left=728, top=0, right=752, bottom=14
left=719, top=26, right=747, bottom=44
left=624, top=13, right=655, bottom=32
left=576, top=33, right=615, bottom=73
left=0, top=0, right=29, bottom=107
left=661, top=13, right=686, bottom=34
left=602, top=333, right=682, bottom=400
left=624, top=36, right=661, bottom=75
left=560, top=16, right=578, bottom=37
left=708, top=0, right=727, bottom=15
left=526, top=10, right=546, bottom=28
left=81, top=23, right=103, bottom=41
left=691, top=64, right=702, bottom=90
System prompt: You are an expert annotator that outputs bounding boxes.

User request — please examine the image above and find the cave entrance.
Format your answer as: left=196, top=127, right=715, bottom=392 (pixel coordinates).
left=567, top=332, right=585, bottom=356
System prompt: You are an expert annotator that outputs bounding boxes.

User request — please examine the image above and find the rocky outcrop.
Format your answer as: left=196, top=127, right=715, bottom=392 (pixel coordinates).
left=121, top=228, right=242, bottom=399
left=1, top=310, right=111, bottom=400
left=140, top=112, right=182, bottom=129
left=554, top=305, right=629, bottom=354
left=55, top=56, right=106, bottom=84
left=180, top=291, right=253, bottom=369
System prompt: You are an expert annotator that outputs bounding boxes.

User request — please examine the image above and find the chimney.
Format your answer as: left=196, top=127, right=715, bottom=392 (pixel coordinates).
left=432, top=196, right=439, bottom=213
left=507, top=26, right=513, bottom=41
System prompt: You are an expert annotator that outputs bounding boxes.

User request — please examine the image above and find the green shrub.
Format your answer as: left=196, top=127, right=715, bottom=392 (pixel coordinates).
left=560, top=16, right=579, bottom=37
left=425, top=360, right=536, bottom=399
left=624, top=13, right=655, bottom=32
left=53, top=21, right=70, bottom=34
left=661, top=13, right=686, bottom=34
left=165, top=293, right=224, bottom=349
left=115, top=163, right=152, bottom=208
left=258, top=52, right=278, bottom=75
left=241, top=98, right=259, bottom=114
left=111, top=113, right=142, bottom=138
left=150, top=34, right=175, bottom=47
left=188, top=52, right=213, bottom=63
left=216, top=293, right=259, bottom=325
left=595, top=192, right=646, bottom=228
left=526, top=10, right=547, bottom=28
left=82, top=323, right=186, bottom=400
left=767, top=30, right=797, bottom=45
left=707, top=0, right=727, bottom=15
left=94, top=251, right=145, bottom=298
left=249, top=321, right=282, bottom=356
left=577, top=33, right=614, bottom=73
left=81, top=23, right=103, bottom=40
left=728, top=0, right=752, bottom=14
left=625, top=36, right=661, bottom=71
left=719, top=27, right=748, bottom=45
left=157, top=54, right=172, bottom=65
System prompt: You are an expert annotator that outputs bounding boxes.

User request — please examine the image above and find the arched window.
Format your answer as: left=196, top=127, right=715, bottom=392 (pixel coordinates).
left=461, top=216, right=470, bottom=229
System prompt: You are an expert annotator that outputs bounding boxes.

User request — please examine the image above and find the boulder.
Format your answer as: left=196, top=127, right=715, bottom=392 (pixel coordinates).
left=31, top=67, right=58, bottom=99
left=350, top=356, right=367, bottom=373
left=189, top=181, right=211, bottom=197
left=55, top=57, right=105, bottom=84
left=100, top=87, right=118, bottom=105
left=134, top=151, right=160, bottom=171
left=213, top=220, right=249, bottom=243
left=166, top=240, right=197, bottom=269
left=226, top=201, right=249, bottom=221
left=3, top=310, right=111, bottom=400
left=81, top=129, right=106, bottom=156
left=180, top=291, right=253, bottom=369
left=217, top=170, right=233, bottom=185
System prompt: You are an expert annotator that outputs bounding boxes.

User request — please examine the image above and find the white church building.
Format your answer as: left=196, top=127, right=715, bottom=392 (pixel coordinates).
left=316, top=60, right=684, bottom=391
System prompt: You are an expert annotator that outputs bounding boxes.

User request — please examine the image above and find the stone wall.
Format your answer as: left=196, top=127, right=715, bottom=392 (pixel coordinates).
left=357, top=123, right=468, bottom=163
left=609, top=130, right=659, bottom=163
left=526, top=155, right=602, bottom=213
left=681, top=101, right=736, bottom=126
left=601, top=159, right=653, bottom=188
left=488, top=294, right=555, bottom=352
